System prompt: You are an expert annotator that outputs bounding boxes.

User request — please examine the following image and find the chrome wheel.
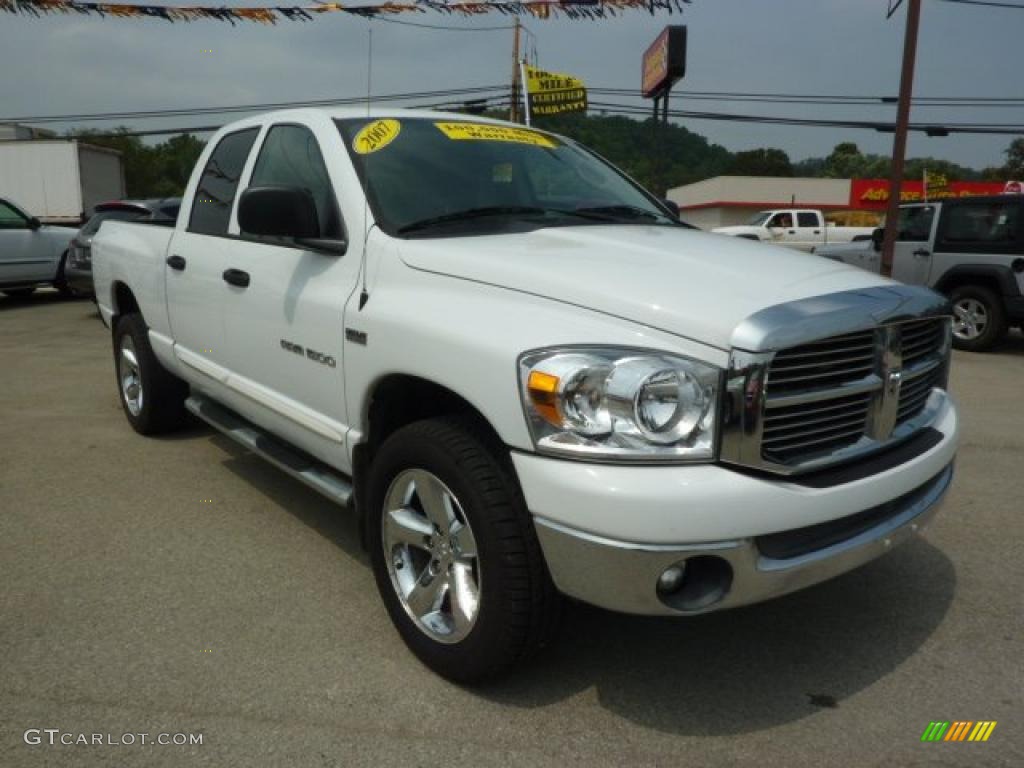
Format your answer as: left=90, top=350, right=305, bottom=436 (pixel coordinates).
left=382, top=468, right=481, bottom=644
left=119, top=335, right=143, bottom=417
left=953, top=298, right=988, bottom=341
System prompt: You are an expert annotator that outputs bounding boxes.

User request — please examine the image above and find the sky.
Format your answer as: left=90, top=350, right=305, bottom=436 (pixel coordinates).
left=0, top=0, right=1022, bottom=169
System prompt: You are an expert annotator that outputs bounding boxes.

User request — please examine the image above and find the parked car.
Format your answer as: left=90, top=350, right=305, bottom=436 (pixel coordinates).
left=65, top=198, right=180, bottom=296
left=813, top=196, right=1024, bottom=351
left=93, top=109, right=959, bottom=682
left=0, top=196, right=77, bottom=297
left=713, top=208, right=875, bottom=252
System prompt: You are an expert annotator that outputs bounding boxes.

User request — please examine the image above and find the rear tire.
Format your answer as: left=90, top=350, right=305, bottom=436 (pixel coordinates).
left=53, top=252, right=75, bottom=297
left=113, top=313, right=188, bottom=434
left=950, top=285, right=1006, bottom=352
left=367, top=416, right=561, bottom=683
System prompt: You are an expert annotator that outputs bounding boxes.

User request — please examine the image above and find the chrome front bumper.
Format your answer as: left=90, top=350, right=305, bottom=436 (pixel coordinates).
left=534, top=463, right=953, bottom=616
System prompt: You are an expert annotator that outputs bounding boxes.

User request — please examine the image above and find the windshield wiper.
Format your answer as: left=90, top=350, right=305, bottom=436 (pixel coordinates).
left=573, top=204, right=665, bottom=222
left=397, top=206, right=553, bottom=234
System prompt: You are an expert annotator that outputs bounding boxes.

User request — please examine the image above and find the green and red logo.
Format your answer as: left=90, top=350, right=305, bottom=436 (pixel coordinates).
left=921, top=721, right=997, bottom=742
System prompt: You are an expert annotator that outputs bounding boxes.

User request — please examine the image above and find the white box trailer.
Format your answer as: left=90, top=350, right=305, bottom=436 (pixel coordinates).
left=0, top=140, right=125, bottom=224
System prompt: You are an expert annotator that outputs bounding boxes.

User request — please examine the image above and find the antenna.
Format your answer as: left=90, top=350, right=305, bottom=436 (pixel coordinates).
left=359, top=28, right=373, bottom=311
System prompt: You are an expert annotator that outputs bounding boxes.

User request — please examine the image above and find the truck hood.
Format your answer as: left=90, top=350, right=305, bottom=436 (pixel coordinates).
left=711, top=225, right=760, bottom=236
left=397, top=225, right=890, bottom=351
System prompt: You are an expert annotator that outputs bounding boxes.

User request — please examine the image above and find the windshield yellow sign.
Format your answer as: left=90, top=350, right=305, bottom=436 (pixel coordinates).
left=352, top=119, right=401, bottom=155
left=434, top=122, right=556, bottom=148
left=525, top=65, right=587, bottom=117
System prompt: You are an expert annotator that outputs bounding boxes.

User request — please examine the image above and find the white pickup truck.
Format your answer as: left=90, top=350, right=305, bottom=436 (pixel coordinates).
left=93, top=109, right=959, bottom=681
left=713, top=208, right=875, bottom=252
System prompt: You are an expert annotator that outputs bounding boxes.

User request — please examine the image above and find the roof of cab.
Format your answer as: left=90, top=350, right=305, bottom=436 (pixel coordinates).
left=208, top=106, right=529, bottom=136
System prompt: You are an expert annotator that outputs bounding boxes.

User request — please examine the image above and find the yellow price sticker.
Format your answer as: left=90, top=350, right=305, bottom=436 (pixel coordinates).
left=434, top=122, right=556, bottom=148
left=352, top=119, right=401, bottom=155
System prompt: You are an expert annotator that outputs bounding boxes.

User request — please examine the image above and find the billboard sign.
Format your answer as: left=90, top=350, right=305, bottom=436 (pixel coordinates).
left=641, top=26, right=687, bottom=99
left=524, top=65, right=587, bottom=117
left=849, top=179, right=1007, bottom=210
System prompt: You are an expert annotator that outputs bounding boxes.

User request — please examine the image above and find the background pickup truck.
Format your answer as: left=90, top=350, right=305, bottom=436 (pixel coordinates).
left=0, top=196, right=76, bottom=297
left=93, top=109, right=959, bottom=682
left=713, top=208, right=875, bottom=252
left=814, top=195, right=1024, bottom=351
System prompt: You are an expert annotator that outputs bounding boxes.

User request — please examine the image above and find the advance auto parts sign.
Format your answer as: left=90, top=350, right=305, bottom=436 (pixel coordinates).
left=524, top=65, right=587, bottom=117
left=849, top=179, right=1007, bottom=210
left=434, top=122, right=557, bottom=148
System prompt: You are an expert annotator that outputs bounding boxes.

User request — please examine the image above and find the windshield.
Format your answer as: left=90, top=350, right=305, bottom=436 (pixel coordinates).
left=747, top=212, right=772, bottom=226
left=336, top=118, right=677, bottom=237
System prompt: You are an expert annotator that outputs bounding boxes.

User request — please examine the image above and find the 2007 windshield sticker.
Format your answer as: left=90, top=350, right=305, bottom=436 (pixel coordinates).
left=434, top=122, right=556, bottom=148
left=352, top=119, right=401, bottom=155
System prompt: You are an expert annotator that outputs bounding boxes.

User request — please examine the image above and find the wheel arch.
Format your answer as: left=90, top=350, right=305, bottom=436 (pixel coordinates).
left=110, top=281, right=142, bottom=325
left=933, top=264, right=1019, bottom=300
left=352, top=373, right=511, bottom=544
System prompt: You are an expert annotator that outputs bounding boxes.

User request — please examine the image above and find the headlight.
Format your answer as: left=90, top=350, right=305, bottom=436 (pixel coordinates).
left=519, top=347, right=720, bottom=461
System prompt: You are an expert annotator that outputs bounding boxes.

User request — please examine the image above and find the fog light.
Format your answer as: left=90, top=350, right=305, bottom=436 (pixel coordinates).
left=656, top=555, right=734, bottom=612
left=657, top=564, right=686, bottom=595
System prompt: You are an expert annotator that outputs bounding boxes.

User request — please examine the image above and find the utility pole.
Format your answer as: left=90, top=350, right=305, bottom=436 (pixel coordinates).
left=510, top=17, right=522, bottom=123
left=880, top=0, right=922, bottom=277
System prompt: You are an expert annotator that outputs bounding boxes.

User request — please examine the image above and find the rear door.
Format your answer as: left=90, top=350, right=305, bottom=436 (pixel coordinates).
left=217, top=120, right=360, bottom=470
left=892, top=204, right=938, bottom=285
left=789, top=210, right=823, bottom=251
left=166, top=127, right=260, bottom=386
left=930, top=198, right=1024, bottom=287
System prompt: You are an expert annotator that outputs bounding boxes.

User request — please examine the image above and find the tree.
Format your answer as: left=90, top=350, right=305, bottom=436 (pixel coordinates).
left=729, top=148, right=793, bottom=177
left=823, top=142, right=870, bottom=178
left=66, top=128, right=206, bottom=199
left=1004, top=137, right=1024, bottom=178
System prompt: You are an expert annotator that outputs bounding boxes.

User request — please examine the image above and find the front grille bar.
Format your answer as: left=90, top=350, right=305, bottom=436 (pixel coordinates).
left=721, top=287, right=953, bottom=476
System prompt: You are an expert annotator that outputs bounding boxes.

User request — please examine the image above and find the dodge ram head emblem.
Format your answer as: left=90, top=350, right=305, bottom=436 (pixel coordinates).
left=887, top=369, right=903, bottom=396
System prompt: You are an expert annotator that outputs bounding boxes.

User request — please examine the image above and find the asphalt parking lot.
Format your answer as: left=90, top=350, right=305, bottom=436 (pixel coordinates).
left=1, top=291, right=1022, bottom=767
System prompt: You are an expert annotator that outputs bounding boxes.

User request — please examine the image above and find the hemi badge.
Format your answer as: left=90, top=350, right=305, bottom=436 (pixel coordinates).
left=345, top=328, right=368, bottom=346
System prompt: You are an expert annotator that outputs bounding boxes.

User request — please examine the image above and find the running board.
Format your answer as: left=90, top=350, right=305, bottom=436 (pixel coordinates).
left=185, top=394, right=353, bottom=507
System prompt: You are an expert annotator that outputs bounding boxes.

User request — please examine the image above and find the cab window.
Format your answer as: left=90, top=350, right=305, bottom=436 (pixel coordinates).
left=897, top=206, right=935, bottom=242
left=188, top=128, right=259, bottom=236
left=940, top=202, right=1021, bottom=245
left=0, top=200, right=29, bottom=230
left=247, top=124, right=343, bottom=239
left=796, top=212, right=818, bottom=228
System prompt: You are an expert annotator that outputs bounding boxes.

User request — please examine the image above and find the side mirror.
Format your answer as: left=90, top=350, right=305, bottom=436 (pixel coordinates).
left=28, top=216, right=41, bottom=230
left=660, top=198, right=680, bottom=219
left=871, top=227, right=884, bottom=251
left=239, top=185, right=319, bottom=239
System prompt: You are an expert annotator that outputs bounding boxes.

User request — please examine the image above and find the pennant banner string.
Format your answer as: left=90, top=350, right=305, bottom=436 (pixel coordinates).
left=0, top=0, right=691, bottom=24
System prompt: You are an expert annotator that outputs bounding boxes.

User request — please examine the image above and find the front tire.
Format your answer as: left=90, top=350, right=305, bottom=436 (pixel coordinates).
left=367, top=417, right=561, bottom=683
left=113, top=313, right=188, bottom=434
left=950, top=285, right=1006, bottom=352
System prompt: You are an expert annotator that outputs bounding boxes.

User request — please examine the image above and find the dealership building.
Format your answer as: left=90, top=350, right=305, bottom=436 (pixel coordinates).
left=667, top=175, right=1007, bottom=230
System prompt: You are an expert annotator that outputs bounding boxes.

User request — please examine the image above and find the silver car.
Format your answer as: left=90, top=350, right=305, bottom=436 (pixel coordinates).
left=0, top=196, right=77, bottom=298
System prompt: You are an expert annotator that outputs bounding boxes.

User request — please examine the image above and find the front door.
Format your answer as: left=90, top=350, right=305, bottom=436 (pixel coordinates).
left=892, top=204, right=937, bottom=285
left=0, top=200, right=50, bottom=285
left=219, top=122, right=360, bottom=471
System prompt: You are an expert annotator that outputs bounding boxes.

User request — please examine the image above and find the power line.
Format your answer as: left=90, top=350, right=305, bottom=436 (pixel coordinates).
left=366, top=16, right=515, bottom=32
left=585, top=100, right=1024, bottom=135
left=8, top=85, right=1022, bottom=127
left=934, top=0, right=1024, bottom=9
left=0, top=85, right=508, bottom=124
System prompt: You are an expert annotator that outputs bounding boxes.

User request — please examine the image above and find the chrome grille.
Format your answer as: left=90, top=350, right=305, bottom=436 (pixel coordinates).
left=757, top=317, right=949, bottom=470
